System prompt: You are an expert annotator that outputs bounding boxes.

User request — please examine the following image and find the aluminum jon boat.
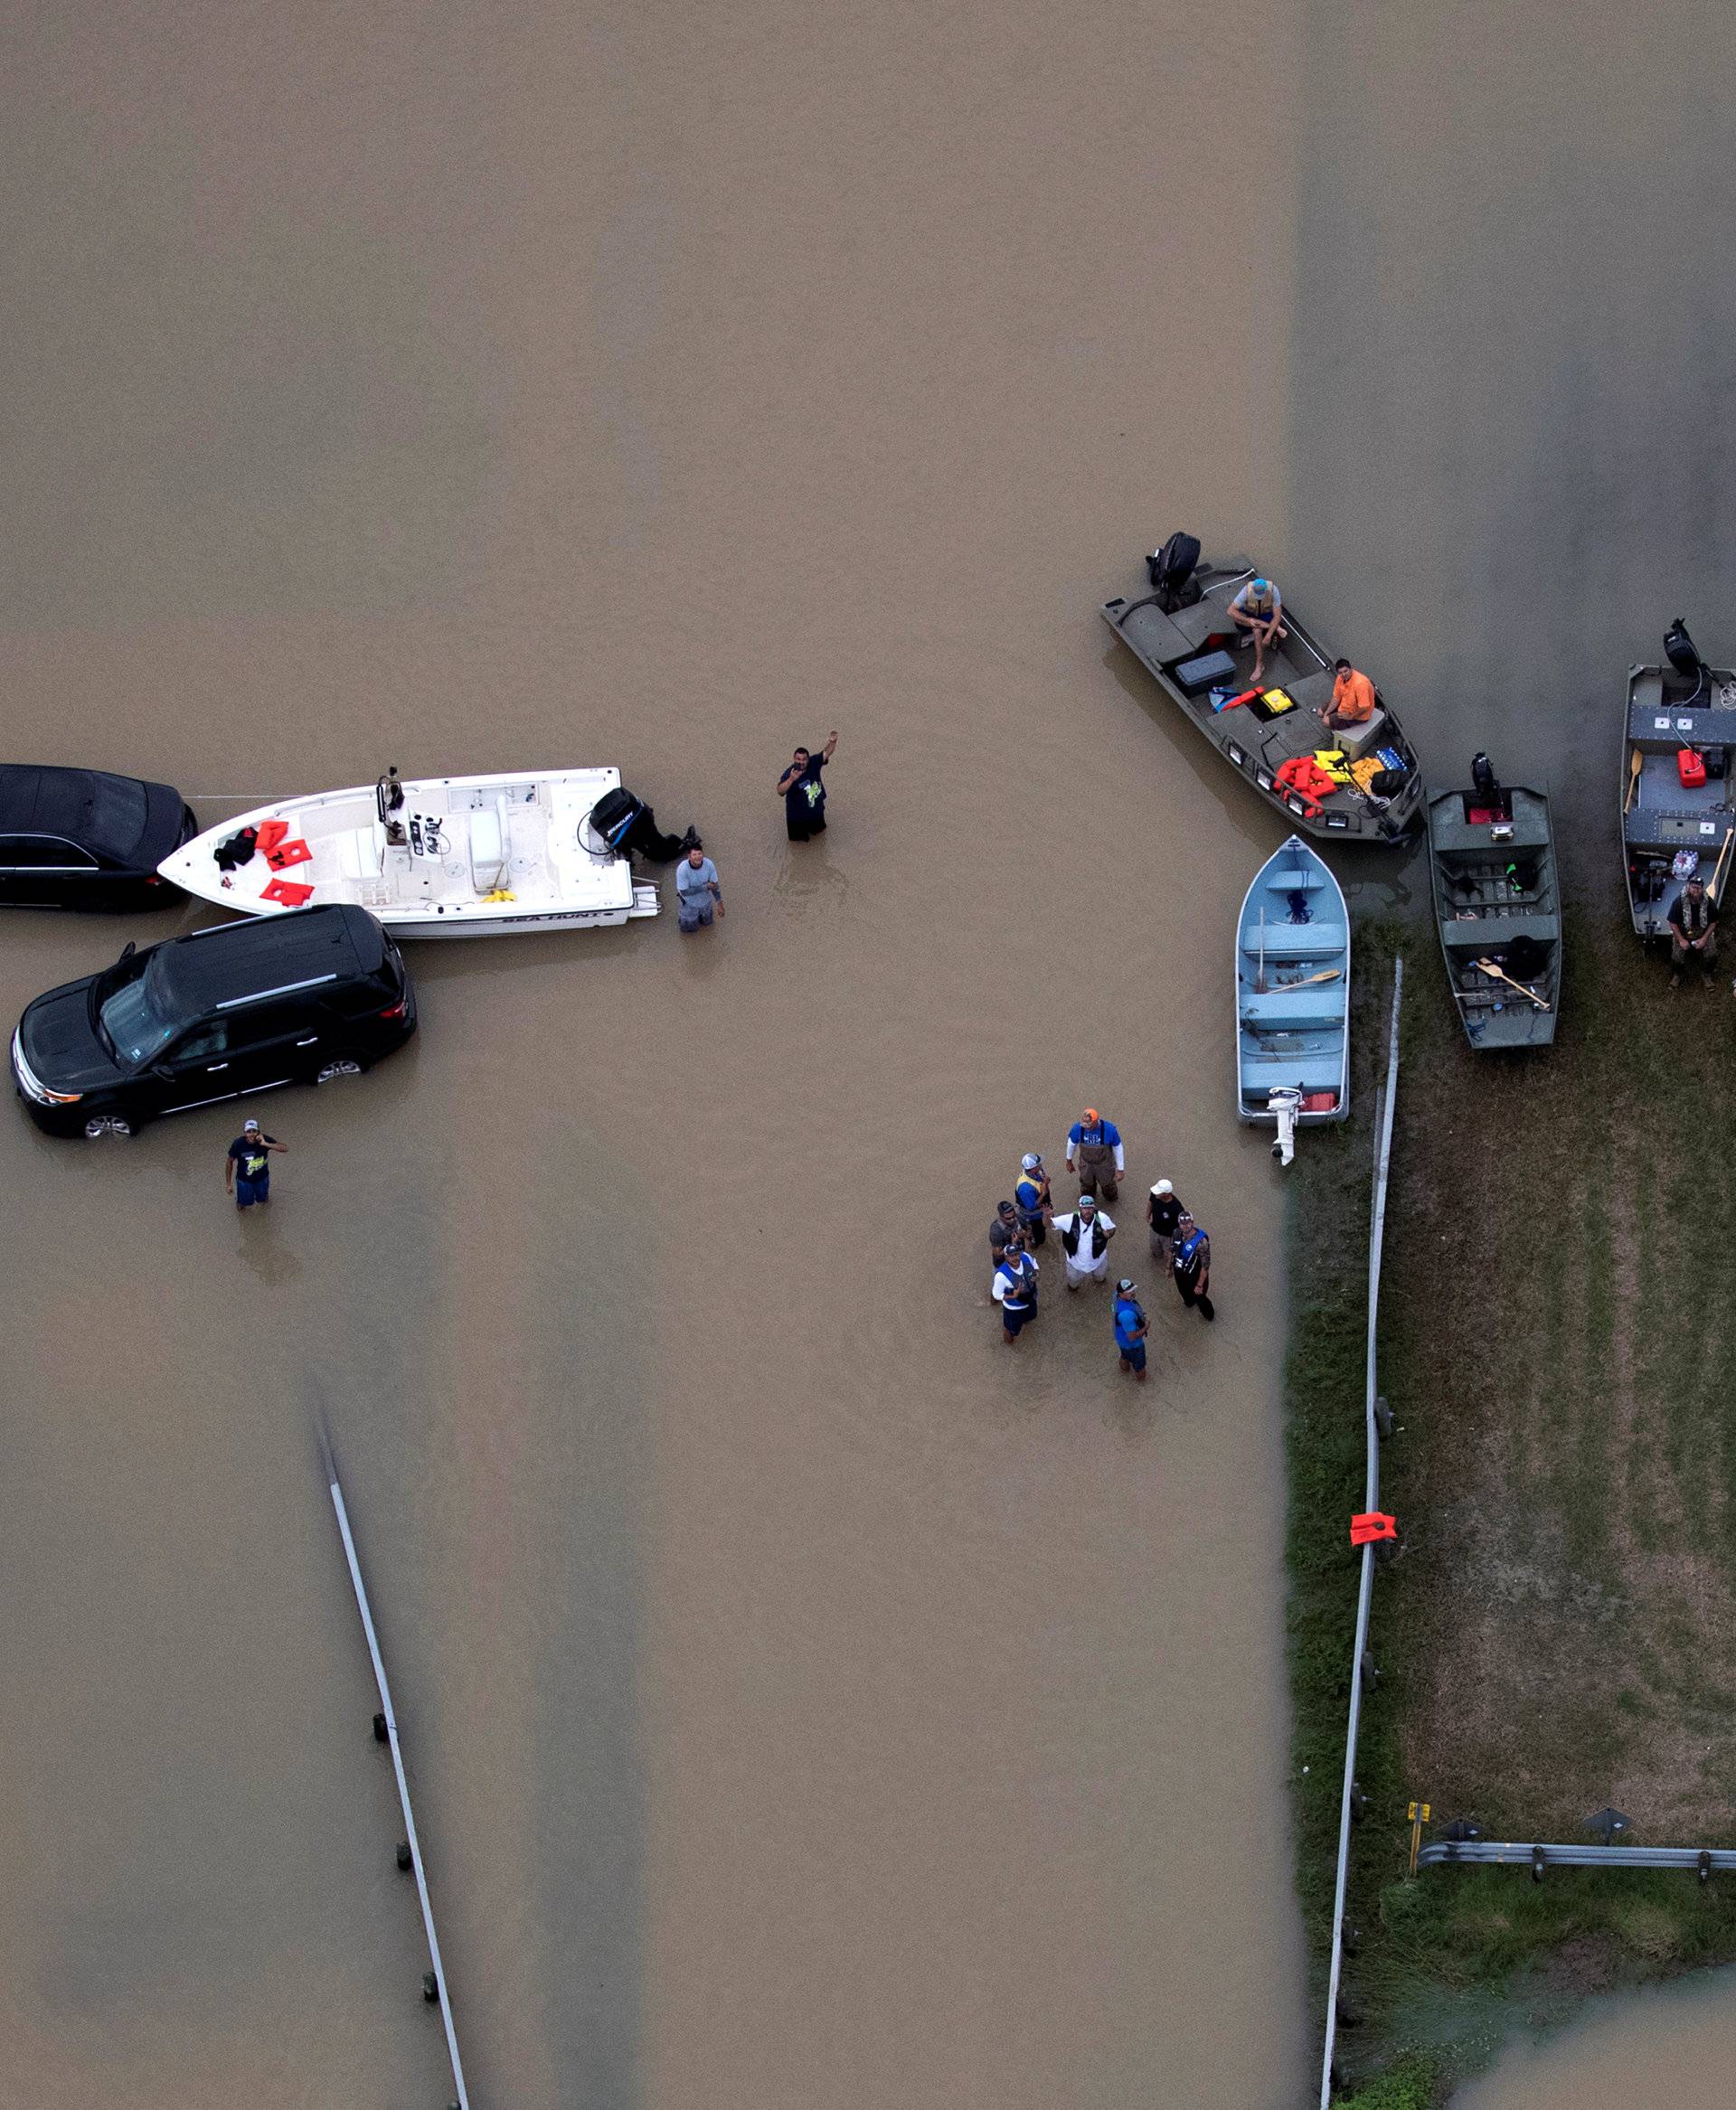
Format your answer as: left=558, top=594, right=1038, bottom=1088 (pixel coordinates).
left=1102, top=548, right=1424, bottom=844
left=160, top=768, right=662, bottom=938
left=1236, top=835, right=1349, bottom=1166
left=1428, top=765, right=1560, bottom=1048
left=1619, top=625, right=1736, bottom=944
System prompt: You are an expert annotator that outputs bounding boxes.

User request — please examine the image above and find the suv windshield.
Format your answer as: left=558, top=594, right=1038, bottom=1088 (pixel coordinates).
left=98, top=961, right=183, bottom=1068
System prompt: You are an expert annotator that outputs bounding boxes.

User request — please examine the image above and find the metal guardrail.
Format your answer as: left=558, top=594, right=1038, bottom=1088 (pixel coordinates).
left=319, top=1424, right=472, bottom=2110
left=1319, top=961, right=1403, bottom=2110
left=1420, top=1840, right=1736, bottom=1874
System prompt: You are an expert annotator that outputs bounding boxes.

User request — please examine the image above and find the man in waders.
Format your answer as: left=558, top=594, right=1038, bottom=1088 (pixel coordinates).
left=1113, top=1278, right=1149, bottom=1381
left=1064, top=1107, right=1125, bottom=1201
left=1147, top=1179, right=1184, bottom=1268
left=991, top=1240, right=1040, bottom=1346
left=1052, top=1193, right=1116, bottom=1290
left=1172, top=1212, right=1214, bottom=1323
left=1014, top=1153, right=1052, bottom=1248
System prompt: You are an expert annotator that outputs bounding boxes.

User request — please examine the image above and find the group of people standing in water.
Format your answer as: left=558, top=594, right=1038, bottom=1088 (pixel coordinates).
left=987, top=1108, right=1214, bottom=1380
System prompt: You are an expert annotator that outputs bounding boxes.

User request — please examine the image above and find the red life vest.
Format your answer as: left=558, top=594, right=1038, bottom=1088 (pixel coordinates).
left=1274, top=754, right=1338, bottom=816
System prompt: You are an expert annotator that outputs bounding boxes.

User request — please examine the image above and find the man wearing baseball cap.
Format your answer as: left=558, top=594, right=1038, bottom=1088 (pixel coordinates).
left=1112, top=1278, right=1149, bottom=1381
left=1064, top=1107, right=1125, bottom=1201
left=1146, top=1178, right=1184, bottom=1267
left=225, top=1118, right=287, bottom=1210
left=1014, top=1152, right=1052, bottom=1248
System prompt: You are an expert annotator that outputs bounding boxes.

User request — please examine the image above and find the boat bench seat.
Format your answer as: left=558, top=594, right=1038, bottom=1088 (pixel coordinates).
left=1240, top=1051, right=1344, bottom=1096
left=1241, top=922, right=1346, bottom=961
left=1241, top=987, right=1344, bottom=1030
left=334, top=826, right=382, bottom=881
left=1335, top=707, right=1388, bottom=758
left=1441, top=913, right=1556, bottom=948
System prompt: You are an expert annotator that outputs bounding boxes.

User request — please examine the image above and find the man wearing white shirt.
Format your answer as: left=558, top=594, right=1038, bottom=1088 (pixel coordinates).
left=1052, top=1194, right=1116, bottom=1289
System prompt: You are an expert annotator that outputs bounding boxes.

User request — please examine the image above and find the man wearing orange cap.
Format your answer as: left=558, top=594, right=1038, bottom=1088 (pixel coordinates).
left=1064, top=1107, right=1124, bottom=1201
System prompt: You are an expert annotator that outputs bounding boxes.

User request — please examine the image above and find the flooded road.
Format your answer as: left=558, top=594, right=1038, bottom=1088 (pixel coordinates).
left=5, top=3, right=1734, bottom=2105
left=0, top=4, right=1308, bottom=2105
left=1457, top=1967, right=1736, bottom=2110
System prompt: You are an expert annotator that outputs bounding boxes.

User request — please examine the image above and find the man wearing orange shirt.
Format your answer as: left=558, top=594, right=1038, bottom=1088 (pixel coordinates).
left=1320, top=657, right=1377, bottom=734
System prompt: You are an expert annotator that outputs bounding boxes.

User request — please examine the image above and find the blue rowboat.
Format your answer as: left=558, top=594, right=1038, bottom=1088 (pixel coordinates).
left=1236, top=835, right=1350, bottom=1163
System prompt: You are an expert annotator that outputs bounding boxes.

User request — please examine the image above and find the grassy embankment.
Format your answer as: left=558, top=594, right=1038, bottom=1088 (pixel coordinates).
left=1285, top=908, right=1736, bottom=2103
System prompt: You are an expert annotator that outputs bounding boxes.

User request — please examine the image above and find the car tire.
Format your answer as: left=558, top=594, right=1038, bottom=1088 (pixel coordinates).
left=83, top=1114, right=135, bottom=1139
left=315, top=1056, right=365, bottom=1085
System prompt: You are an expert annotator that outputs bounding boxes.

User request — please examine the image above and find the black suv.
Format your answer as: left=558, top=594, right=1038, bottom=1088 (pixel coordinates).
left=11, top=904, right=416, bottom=1138
left=0, top=765, right=199, bottom=910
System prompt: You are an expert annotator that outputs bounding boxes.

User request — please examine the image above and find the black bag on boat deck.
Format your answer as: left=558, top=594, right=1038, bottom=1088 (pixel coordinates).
left=1370, top=766, right=1407, bottom=796
left=587, top=787, right=645, bottom=850
left=213, top=825, right=259, bottom=871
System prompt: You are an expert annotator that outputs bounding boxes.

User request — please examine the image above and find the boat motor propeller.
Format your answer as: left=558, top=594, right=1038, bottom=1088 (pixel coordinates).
left=1269, top=1085, right=1304, bottom=1168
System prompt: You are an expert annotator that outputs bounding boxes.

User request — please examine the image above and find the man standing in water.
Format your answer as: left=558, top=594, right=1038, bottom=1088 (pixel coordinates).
left=675, top=840, right=724, bottom=933
left=1147, top=1178, right=1184, bottom=1267
left=1112, top=1278, right=1149, bottom=1381
left=1064, top=1107, right=1125, bottom=1201
left=1172, top=1211, right=1214, bottom=1323
left=778, top=730, right=839, bottom=842
left=991, top=1239, right=1040, bottom=1346
left=1052, top=1192, right=1116, bottom=1290
left=1014, top=1153, right=1052, bottom=1248
left=225, top=1118, right=286, bottom=1210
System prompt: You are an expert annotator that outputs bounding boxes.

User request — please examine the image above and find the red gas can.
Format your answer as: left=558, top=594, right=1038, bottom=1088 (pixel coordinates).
left=1680, top=748, right=1707, bottom=787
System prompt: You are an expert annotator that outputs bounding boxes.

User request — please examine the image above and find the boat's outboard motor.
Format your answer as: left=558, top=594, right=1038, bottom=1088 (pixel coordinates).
left=1268, top=1086, right=1304, bottom=1169
left=586, top=787, right=693, bottom=863
left=1146, top=531, right=1203, bottom=614
left=1665, top=617, right=1705, bottom=681
left=1470, top=751, right=1499, bottom=803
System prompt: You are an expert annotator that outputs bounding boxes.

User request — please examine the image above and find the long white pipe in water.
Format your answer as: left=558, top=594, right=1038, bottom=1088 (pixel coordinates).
left=325, top=1454, right=471, bottom=2110
left=1318, top=960, right=1403, bottom=2109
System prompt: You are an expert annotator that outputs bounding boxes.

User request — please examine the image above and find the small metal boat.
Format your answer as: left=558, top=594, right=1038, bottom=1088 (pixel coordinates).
left=1619, top=626, right=1736, bottom=943
left=161, top=767, right=663, bottom=939
left=1235, top=834, right=1350, bottom=1165
left=1102, top=549, right=1424, bottom=844
left=1427, top=763, right=1560, bottom=1048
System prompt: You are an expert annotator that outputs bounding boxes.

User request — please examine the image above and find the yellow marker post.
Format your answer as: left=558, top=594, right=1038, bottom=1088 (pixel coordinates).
left=1407, top=1801, right=1431, bottom=1878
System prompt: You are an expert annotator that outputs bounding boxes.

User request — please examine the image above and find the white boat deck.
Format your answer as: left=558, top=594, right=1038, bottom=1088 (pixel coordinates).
left=163, top=768, right=656, bottom=937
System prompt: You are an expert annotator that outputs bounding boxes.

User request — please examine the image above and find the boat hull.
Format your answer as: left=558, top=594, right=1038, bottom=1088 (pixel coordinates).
left=1103, top=555, right=1424, bottom=845
left=1428, top=780, right=1560, bottom=1048
left=1234, top=835, right=1350, bottom=1126
left=161, top=767, right=661, bottom=939
left=1618, top=660, right=1736, bottom=943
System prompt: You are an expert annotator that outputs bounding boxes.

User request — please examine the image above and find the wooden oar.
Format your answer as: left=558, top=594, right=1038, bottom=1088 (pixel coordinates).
left=1277, top=966, right=1343, bottom=985
left=1474, top=956, right=1550, bottom=1011
left=1624, top=746, right=1642, bottom=815
left=1712, top=823, right=1736, bottom=906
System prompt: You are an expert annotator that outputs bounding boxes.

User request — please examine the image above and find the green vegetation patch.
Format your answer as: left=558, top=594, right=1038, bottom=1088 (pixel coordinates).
left=1284, top=912, right=1736, bottom=2100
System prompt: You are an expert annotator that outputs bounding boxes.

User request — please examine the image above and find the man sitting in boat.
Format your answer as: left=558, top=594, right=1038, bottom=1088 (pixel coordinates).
left=1319, top=658, right=1376, bottom=734
left=1228, top=576, right=1287, bottom=683
left=1668, top=874, right=1719, bottom=986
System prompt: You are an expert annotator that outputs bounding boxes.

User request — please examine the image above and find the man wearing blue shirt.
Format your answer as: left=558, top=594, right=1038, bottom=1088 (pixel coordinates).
left=675, top=842, right=724, bottom=933
left=1065, top=1108, right=1125, bottom=1201
left=1014, top=1153, right=1052, bottom=1248
left=1112, top=1278, right=1149, bottom=1381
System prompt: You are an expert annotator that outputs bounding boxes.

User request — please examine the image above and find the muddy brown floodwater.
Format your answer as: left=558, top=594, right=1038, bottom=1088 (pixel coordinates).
left=0, top=4, right=1308, bottom=2106
left=5, top=4, right=1733, bottom=2106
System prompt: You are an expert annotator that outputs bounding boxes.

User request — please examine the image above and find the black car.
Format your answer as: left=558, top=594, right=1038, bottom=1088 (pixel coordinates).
left=0, top=765, right=198, bottom=910
left=11, top=903, right=416, bottom=1138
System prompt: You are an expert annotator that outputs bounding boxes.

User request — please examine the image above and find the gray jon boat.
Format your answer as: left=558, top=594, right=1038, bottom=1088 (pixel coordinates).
left=1620, top=629, right=1736, bottom=942
left=1101, top=550, right=1424, bottom=844
left=1427, top=766, right=1560, bottom=1048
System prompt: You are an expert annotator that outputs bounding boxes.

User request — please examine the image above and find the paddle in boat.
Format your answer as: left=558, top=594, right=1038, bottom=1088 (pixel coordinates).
left=1619, top=618, right=1736, bottom=946
left=1428, top=756, right=1560, bottom=1048
left=1236, top=834, right=1350, bottom=1166
left=1102, top=539, right=1424, bottom=845
left=161, top=767, right=663, bottom=938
